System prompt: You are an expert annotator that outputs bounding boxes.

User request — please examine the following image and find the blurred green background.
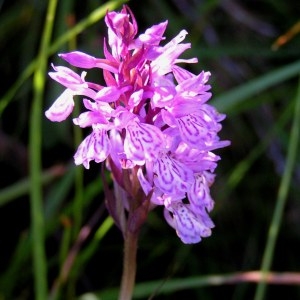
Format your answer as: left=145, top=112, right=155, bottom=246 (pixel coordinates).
left=1, top=0, right=300, bottom=299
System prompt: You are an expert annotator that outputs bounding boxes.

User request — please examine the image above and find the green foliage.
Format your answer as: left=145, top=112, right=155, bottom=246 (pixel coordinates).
left=1, top=0, right=300, bottom=299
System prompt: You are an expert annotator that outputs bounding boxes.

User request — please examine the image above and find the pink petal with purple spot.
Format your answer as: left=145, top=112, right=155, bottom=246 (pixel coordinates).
left=74, top=128, right=111, bottom=169
left=153, top=153, right=193, bottom=194
left=164, top=202, right=214, bottom=244
left=188, top=173, right=215, bottom=212
left=124, top=121, right=165, bottom=165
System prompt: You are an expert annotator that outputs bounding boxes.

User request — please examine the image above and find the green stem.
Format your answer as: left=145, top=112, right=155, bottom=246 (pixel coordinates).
left=119, top=230, right=139, bottom=300
left=254, top=76, right=300, bottom=300
left=29, top=0, right=58, bottom=299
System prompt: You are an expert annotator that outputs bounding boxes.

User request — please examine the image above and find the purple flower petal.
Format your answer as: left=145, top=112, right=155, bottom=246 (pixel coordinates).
left=83, top=99, right=114, bottom=116
left=134, top=21, right=168, bottom=47
left=74, top=127, right=111, bottom=168
left=49, top=65, right=86, bottom=88
left=176, top=114, right=209, bottom=147
left=177, top=71, right=211, bottom=93
left=153, top=153, right=193, bottom=194
left=174, top=144, right=220, bottom=173
left=95, top=86, right=121, bottom=102
left=172, top=65, right=194, bottom=82
left=59, top=51, right=98, bottom=69
left=73, top=111, right=108, bottom=128
left=152, top=85, right=176, bottom=108
left=105, top=6, right=137, bottom=58
left=187, top=173, right=215, bottom=212
left=151, top=44, right=192, bottom=76
left=137, top=167, right=153, bottom=195
left=45, top=89, right=74, bottom=122
left=128, top=89, right=143, bottom=107
left=124, top=121, right=165, bottom=165
left=109, top=129, right=135, bottom=170
left=164, top=202, right=214, bottom=244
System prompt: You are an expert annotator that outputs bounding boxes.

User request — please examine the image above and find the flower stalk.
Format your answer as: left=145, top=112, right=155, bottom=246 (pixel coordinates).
left=119, top=229, right=139, bottom=300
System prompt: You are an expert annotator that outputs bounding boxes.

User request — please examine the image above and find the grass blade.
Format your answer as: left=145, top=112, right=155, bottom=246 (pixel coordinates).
left=29, top=0, right=58, bottom=299
left=254, top=76, right=300, bottom=300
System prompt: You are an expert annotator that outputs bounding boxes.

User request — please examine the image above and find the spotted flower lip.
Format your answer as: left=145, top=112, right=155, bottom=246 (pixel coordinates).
left=45, top=5, right=230, bottom=244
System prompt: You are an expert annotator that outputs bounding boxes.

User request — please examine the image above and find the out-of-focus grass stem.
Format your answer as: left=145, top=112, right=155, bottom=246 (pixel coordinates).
left=254, top=76, right=300, bottom=300
left=29, top=0, right=58, bottom=299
